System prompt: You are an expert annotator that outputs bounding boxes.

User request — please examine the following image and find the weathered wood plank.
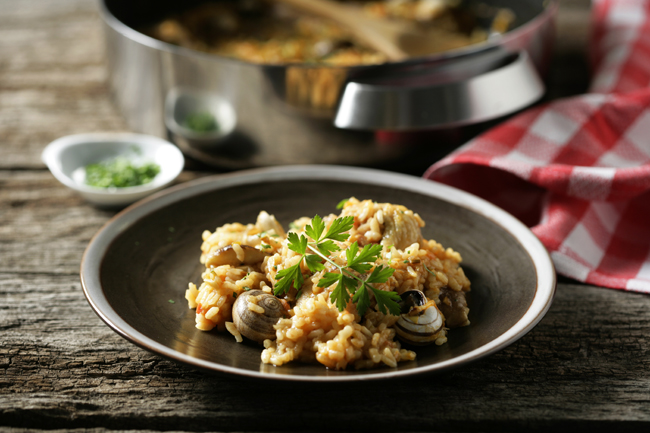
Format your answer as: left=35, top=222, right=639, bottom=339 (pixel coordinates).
left=0, top=0, right=128, bottom=169
left=2, top=271, right=650, bottom=431
left=0, top=170, right=209, bottom=275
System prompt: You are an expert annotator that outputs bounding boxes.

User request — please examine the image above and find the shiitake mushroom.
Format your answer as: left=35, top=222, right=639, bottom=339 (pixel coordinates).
left=206, top=244, right=269, bottom=268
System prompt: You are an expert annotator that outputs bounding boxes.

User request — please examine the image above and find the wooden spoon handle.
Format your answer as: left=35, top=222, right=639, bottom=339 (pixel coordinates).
left=272, top=0, right=409, bottom=61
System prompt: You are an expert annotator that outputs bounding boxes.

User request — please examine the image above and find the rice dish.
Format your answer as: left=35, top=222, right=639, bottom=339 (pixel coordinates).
left=185, top=198, right=471, bottom=369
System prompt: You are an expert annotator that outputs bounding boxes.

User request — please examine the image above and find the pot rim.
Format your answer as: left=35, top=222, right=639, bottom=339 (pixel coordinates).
left=99, top=0, right=559, bottom=71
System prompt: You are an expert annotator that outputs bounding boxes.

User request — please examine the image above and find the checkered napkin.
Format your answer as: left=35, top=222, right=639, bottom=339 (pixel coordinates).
left=423, top=0, right=650, bottom=293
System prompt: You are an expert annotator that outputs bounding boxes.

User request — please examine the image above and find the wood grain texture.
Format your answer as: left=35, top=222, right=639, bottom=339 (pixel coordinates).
left=4, top=0, right=649, bottom=431
left=2, top=259, right=650, bottom=431
left=0, top=0, right=128, bottom=169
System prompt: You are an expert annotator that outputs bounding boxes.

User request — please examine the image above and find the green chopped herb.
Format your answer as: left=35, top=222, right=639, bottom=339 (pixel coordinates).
left=233, top=292, right=238, bottom=298
left=423, top=264, right=437, bottom=278
left=244, top=286, right=251, bottom=291
left=289, top=222, right=299, bottom=230
left=403, top=260, right=409, bottom=264
left=261, top=244, right=271, bottom=249
left=184, top=111, right=219, bottom=133
left=85, top=157, right=160, bottom=188
left=168, top=299, right=175, bottom=304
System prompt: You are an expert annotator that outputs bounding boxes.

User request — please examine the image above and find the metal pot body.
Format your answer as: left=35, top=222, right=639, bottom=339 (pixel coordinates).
left=102, top=0, right=557, bottom=170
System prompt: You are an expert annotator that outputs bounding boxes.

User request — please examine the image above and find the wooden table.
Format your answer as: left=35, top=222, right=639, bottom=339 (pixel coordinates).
left=3, top=0, right=650, bottom=431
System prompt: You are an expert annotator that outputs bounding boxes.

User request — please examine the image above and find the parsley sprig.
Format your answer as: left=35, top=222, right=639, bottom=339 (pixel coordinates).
left=274, top=215, right=401, bottom=316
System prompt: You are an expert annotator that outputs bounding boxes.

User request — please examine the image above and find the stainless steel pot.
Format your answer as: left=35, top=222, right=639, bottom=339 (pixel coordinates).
left=101, top=0, right=557, bottom=170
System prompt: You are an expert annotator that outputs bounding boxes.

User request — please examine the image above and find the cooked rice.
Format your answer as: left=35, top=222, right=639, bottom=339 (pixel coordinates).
left=185, top=198, right=471, bottom=369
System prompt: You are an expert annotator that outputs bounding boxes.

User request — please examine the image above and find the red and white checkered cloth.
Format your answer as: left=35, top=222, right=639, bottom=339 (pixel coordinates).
left=424, top=0, right=650, bottom=293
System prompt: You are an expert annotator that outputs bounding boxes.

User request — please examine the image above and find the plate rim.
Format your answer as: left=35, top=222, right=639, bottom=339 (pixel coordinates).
left=80, top=165, right=556, bottom=381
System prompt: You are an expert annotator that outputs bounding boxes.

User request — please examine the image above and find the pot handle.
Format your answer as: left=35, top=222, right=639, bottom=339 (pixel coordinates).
left=334, top=51, right=544, bottom=131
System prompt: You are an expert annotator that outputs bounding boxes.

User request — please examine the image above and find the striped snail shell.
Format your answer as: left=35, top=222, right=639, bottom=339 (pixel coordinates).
left=395, top=290, right=444, bottom=346
left=232, top=290, right=286, bottom=343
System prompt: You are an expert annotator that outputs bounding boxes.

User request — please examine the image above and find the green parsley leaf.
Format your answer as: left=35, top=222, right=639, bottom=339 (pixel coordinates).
left=317, top=272, right=342, bottom=289
left=287, top=232, right=308, bottom=255
left=305, top=214, right=326, bottom=242
left=336, top=199, right=349, bottom=209
left=335, top=276, right=358, bottom=311
left=323, top=216, right=354, bottom=242
left=316, top=239, right=340, bottom=256
left=305, top=254, right=325, bottom=272
left=331, top=280, right=349, bottom=311
left=365, top=265, right=395, bottom=284
left=168, top=299, right=175, bottom=304
left=370, top=287, right=402, bottom=316
left=274, top=263, right=303, bottom=296
left=348, top=262, right=373, bottom=274
left=352, top=284, right=371, bottom=316
left=347, top=243, right=383, bottom=267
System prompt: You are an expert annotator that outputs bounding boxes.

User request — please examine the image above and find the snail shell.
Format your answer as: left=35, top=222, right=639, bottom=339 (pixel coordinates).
left=232, top=290, right=286, bottom=343
left=395, top=290, right=444, bottom=346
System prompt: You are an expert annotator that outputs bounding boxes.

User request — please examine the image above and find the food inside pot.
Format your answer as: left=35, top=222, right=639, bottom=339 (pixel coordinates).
left=144, top=0, right=514, bottom=65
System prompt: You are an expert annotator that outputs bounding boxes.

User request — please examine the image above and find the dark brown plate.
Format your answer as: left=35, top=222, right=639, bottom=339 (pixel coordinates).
left=81, top=165, right=555, bottom=381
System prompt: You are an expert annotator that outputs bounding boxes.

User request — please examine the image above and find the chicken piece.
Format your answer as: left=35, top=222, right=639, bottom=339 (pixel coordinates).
left=256, top=211, right=286, bottom=238
left=438, top=287, right=470, bottom=328
left=380, top=205, right=424, bottom=250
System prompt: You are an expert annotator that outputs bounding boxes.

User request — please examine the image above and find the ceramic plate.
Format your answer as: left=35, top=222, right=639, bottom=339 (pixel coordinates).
left=81, top=165, right=555, bottom=381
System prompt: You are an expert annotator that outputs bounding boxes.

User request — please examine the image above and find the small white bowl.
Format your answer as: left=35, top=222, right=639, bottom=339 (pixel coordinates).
left=164, top=87, right=237, bottom=148
left=42, top=133, right=185, bottom=207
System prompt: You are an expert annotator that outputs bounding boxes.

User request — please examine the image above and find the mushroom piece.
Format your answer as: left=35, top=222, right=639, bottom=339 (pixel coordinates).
left=232, top=290, right=286, bottom=343
left=395, top=290, right=444, bottom=346
left=205, top=244, right=269, bottom=268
